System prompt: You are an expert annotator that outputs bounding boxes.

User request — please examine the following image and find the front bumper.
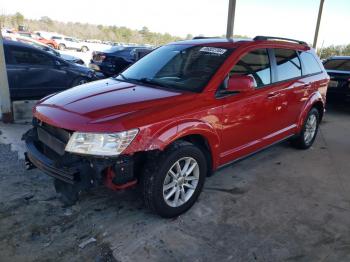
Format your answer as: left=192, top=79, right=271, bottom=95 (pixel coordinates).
left=24, top=125, right=137, bottom=190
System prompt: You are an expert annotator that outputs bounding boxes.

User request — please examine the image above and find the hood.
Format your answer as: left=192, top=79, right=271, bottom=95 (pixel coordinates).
left=34, top=78, right=195, bottom=132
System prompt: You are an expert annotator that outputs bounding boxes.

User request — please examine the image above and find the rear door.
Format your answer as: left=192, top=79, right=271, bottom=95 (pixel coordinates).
left=270, top=48, right=304, bottom=129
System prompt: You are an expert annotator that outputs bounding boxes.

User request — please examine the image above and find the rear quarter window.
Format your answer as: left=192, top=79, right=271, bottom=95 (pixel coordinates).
left=299, top=52, right=322, bottom=75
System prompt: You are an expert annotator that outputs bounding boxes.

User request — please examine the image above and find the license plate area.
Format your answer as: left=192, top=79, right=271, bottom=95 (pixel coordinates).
left=37, top=127, right=66, bottom=156
left=328, top=80, right=338, bottom=88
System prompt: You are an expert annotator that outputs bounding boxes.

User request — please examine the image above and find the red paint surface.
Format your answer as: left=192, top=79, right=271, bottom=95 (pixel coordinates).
left=33, top=39, right=329, bottom=173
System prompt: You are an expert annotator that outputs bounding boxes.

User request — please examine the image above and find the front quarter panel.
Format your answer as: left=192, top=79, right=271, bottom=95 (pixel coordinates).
left=123, top=117, right=222, bottom=169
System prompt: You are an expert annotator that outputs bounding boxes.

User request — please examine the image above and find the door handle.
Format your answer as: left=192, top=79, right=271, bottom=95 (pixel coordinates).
left=301, top=83, right=312, bottom=89
left=267, top=92, right=279, bottom=99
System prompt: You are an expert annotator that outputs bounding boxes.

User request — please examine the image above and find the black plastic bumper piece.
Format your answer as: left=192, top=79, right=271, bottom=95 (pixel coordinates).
left=25, top=140, right=78, bottom=184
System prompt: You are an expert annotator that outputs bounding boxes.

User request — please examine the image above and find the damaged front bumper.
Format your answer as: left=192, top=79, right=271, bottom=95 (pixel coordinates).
left=23, top=122, right=138, bottom=193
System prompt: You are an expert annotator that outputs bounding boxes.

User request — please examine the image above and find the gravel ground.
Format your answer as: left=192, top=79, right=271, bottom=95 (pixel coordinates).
left=0, top=105, right=349, bottom=262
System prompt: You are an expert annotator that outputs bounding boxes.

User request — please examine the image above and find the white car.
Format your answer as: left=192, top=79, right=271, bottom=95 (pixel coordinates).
left=51, top=36, right=89, bottom=52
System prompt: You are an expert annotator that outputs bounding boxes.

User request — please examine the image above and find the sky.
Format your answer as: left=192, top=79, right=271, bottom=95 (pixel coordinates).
left=1, top=0, right=350, bottom=47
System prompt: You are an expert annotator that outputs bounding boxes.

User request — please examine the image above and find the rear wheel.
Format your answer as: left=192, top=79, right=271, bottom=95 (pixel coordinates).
left=141, top=141, right=207, bottom=218
left=291, top=108, right=320, bottom=149
left=58, top=44, right=66, bottom=51
left=81, top=46, right=88, bottom=52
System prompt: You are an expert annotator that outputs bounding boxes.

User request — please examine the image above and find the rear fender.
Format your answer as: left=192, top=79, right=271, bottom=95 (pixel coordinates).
left=296, top=91, right=325, bottom=133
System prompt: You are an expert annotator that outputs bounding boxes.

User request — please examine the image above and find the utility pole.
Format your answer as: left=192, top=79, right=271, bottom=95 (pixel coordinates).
left=226, top=0, right=237, bottom=39
left=313, top=0, right=325, bottom=48
left=0, top=28, right=13, bottom=123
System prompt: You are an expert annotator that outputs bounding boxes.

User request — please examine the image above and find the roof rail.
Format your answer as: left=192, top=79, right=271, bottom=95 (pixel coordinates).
left=192, top=36, right=219, bottom=40
left=253, top=36, right=307, bottom=45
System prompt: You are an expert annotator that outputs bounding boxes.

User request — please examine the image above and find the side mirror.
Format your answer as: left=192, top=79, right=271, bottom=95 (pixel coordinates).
left=226, top=75, right=255, bottom=93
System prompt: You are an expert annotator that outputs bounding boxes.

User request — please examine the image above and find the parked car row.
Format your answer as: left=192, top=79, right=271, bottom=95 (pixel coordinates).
left=23, top=36, right=330, bottom=218
left=89, top=46, right=154, bottom=76
left=3, top=40, right=101, bottom=100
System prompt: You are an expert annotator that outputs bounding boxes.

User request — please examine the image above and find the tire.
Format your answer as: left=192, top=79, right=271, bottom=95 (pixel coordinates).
left=141, top=141, right=207, bottom=218
left=54, top=179, right=79, bottom=207
left=71, top=77, right=88, bottom=87
left=291, top=108, right=320, bottom=149
left=81, top=46, right=88, bottom=52
left=47, top=43, right=55, bottom=49
left=58, top=44, right=66, bottom=51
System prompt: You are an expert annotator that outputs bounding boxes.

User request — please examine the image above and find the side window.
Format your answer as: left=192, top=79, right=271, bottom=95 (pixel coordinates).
left=10, top=48, right=54, bottom=66
left=299, top=51, right=322, bottom=75
left=230, top=49, right=271, bottom=88
left=274, top=49, right=302, bottom=81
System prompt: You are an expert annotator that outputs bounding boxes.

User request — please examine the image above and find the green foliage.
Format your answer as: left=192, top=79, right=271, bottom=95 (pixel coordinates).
left=0, top=13, right=183, bottom=45
left=318, top=44, right=350, bottom=59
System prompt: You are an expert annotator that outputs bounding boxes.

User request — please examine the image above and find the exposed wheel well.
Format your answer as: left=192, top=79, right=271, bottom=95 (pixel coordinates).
left=176, top=134, right=213, bottom=176
left=312, top=101, right=324, bottom=122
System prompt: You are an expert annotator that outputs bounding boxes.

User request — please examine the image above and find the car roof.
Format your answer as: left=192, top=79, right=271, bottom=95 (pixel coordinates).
left=327, top=56, right=350, bottom=60
left=3, top=39, right=38, bottom=49
left=169, top=37, right=309, bottom=50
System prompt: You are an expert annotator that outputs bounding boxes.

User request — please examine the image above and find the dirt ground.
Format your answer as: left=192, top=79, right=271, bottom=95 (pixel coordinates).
left=0, top=105, right=349, bottom=262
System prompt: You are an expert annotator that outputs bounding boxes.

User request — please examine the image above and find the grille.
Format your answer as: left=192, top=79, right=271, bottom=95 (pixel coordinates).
left=33, top=118, right=72, bottom=156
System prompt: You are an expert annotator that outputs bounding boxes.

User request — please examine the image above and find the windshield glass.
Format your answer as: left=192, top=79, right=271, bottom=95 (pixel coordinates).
left=116, top=44, right=232, bottom=92
left=324, top=59, right=350, bottom=71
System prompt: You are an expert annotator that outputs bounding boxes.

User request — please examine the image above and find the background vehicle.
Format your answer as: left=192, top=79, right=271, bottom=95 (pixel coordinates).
left=323, top=56, right=350, bottom=102
left=25, top=36, right=329, bottom=217
left=89, top=46, right=154, bottom=76
left=3, top=40, right=99, bottom=100
left=51, top=36, right=89, bottom=52
left=14, top=31, right=59, bottom=49
left=4, top=34, right=85, bottom=65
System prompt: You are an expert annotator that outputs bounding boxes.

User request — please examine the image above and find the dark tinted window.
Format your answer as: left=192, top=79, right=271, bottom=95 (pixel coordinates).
left=299, top=52, right=322, bottom=75
left=323, top=59, right=350, bottom=71
left=230, top=49, right=271, bottom=88
left=275, top=49, right=302, bottom=81
left=10, top=48, right=54, bottom=65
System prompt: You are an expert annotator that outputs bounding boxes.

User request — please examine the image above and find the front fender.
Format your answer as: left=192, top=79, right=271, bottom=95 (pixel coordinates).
left=126, top=119, right=221, bottom=169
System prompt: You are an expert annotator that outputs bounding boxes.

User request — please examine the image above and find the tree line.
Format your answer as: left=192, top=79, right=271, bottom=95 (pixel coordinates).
left=2, top=12, right=347, bottom=57
left=0, top=12, right=185, bottom=45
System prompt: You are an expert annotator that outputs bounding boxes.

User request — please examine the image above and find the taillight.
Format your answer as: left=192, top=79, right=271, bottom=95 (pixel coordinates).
left=100, top=54, right=106, bottom=61
left=93, top=52, right=106, bottom=62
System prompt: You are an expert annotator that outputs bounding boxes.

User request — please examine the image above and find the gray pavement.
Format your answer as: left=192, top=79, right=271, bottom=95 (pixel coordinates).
left=0, top=105, right=349, bottom=262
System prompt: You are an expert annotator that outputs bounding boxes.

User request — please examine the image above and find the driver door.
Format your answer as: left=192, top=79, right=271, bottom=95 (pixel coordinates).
left=219, top=48, right=282, bottom=165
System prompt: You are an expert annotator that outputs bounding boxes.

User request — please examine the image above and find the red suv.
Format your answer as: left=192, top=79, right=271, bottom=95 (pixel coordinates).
left=24, top=36, right=329, bottom=217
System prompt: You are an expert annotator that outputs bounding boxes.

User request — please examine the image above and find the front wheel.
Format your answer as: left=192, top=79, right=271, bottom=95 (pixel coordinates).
left=291, top=108, right=320, bottom=149
left=141, top=141, right=207, bottom=218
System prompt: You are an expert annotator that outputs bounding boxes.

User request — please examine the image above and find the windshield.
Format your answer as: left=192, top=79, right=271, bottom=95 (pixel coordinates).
left=324, top=59, right=350, bottom=71
left=116, top=44, right=232, bottom=92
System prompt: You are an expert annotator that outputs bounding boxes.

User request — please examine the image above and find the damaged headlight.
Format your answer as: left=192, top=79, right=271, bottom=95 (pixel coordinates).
left=65, top=129, right=139, bottom=156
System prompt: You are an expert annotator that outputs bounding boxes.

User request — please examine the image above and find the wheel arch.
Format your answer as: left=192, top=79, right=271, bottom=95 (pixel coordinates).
left=297, top=92, right=325, bottom=132
left=135, top=120, right=221, bottom=172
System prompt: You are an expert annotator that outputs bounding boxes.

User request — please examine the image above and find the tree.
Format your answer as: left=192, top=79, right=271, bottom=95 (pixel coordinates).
left=185, top=34, right=193, bottom=40
left=14, top=12, right=24, bottom=26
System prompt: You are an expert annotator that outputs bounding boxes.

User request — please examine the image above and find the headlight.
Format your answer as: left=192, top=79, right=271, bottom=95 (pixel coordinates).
left=65, top=129, right=138, bottom=156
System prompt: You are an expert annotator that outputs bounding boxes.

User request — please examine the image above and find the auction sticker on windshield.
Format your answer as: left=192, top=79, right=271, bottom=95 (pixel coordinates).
left=200, top=47, right=227, bottom=55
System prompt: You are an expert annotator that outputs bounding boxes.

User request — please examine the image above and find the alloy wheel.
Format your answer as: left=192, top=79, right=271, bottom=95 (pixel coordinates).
left=162, top=157, right=200, bottom=207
